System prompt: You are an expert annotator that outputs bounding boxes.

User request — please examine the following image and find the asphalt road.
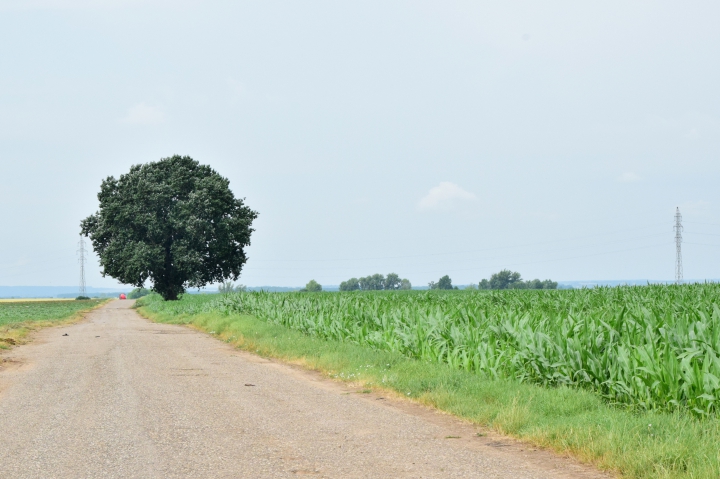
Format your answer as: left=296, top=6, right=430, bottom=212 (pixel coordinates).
left=0, top=300, right=609, bottom=478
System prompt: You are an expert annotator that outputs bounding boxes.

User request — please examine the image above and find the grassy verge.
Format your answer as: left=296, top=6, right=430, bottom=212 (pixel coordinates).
left=136, top=304, right=720, bottom=479
left=0, top=299, right=108, bottom=349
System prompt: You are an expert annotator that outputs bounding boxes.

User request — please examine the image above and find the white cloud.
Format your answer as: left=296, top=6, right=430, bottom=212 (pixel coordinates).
left=617, top=172, right=641, bottom=183
left=418, top=181, right=476, bottom=211
left=120, top=103, right=165, bottom=125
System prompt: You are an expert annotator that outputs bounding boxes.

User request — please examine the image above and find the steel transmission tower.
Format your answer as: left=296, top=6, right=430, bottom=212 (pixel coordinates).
left=674, top=207, right=683, bottom=284
left=78, top=235, right=87, bottom=297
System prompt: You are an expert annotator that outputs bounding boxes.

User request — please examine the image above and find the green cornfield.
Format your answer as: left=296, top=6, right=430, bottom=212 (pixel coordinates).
left=142, top=284, right=720, bottom=416
left=0, top=299, right=105, bottom=327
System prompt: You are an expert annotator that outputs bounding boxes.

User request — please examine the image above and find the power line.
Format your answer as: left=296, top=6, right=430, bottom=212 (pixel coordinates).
left=250, top=223, right=669, bottom=263
left=241, top=241, right=673, bottom=279
left=0, top=262, right=80, bottom=281
left=245, top=232, right=670, bottom=272
left=0, top=251, right=82, bottom=269
left=674, top=207, right=683, bottom=284
left=686, top=232, right=720, bottom=237
left=408, top=242, right=673, bottom=276
left=684, top=221, right=720, bottom=227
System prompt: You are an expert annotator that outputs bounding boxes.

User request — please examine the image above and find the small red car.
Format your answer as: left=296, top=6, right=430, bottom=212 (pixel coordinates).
left=119, top=293, right=127, bottom=300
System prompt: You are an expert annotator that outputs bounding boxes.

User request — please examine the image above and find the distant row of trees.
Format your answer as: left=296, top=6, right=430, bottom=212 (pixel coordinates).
left=305, top=270, right=556, bottom=293
left=128, top=287, right=152, bottom=299
left=428, top=275, right=456, bottom=290
left=474, top=270, right=557, bottom=290
left=218, top=281, right=247, bottom=293
left=339, top=273, right=412, bottom=291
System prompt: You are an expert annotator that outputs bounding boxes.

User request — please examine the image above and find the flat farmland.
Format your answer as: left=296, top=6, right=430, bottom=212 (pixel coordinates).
left=0, top=299, right=105, bottom=347
left=0, top=298, right=73, bottom=303
left=0, top=299, right=104, bottom=325
left=138, top=284, right=720, bottom=478
left=0, top=301, right=607, bottom=479
left=143, top=284, right=720, bottom=416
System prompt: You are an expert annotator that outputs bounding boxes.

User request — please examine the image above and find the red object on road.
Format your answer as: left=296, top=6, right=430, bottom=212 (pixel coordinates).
left=119, top=293, right=127, bottom=300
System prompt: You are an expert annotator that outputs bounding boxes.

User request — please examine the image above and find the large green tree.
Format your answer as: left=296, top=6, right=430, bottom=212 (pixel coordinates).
left=81, top=156, right=258, bottom=300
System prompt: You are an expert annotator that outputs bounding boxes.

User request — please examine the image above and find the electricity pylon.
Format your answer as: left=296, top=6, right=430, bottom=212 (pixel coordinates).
left=674, top=207, right=683, bottom=284
left=78, top=235, right=87, bottom=297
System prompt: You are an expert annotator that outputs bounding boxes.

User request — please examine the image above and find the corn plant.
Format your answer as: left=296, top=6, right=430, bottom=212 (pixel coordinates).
left=142, top=284, right=720, bottom=416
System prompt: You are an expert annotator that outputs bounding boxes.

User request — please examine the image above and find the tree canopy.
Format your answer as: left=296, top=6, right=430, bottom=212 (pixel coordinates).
left=339, top=277, right=360, bottom=291
left=429, top=275, right=455, bottom=290
left=384, top=273, right=401, bottom=290
left=489, top=270, right=522, bottom=289
left=81, top=156, right=257, bottom=300
left=339, top=273, right=411, bottom=291
left=479, top=270, right=557, bottom=290
left=301, top=279, right=322, bottom=292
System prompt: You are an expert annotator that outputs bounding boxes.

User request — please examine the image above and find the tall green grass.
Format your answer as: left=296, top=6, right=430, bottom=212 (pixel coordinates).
left=141, top=284, right=720, bottom=416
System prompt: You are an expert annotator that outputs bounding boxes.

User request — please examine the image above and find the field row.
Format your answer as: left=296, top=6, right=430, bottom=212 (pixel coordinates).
left=0, top=299, right=105, bottom=327
left=142, top=284, right=720, bottom=416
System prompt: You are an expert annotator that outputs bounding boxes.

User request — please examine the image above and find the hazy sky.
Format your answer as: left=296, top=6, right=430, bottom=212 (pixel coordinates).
left=1, top=1, right=719, bottom=288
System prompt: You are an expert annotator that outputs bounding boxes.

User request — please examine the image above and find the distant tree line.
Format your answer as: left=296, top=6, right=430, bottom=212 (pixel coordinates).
left=128, top=287, right=152, bottom=299
left=300, top=280, right=322, bottom=292
left=305, top=270, right=555, bottom=293
left=218, top=281, right=247, bottom=293
left=428, top=275, right=456, bottom=290
left=477, top=270, right=557, bottom=290
left=339, top=273, right=411, bottom=291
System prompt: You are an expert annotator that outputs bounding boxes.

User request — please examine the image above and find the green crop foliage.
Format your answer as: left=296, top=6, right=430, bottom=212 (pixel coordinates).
left=0, top=300, right=105, bottom=327
left=141, top=284, right=720, bottom=416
